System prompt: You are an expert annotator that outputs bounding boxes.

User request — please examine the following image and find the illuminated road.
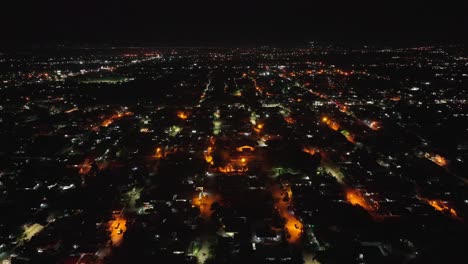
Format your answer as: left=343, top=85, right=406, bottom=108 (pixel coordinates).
left=0, top=222, right=49, bottom=262
left=271, top=184, right=303, bottom=243
left=346, top=188, right=377, bottom=212
left=321, top=161, right=345, bottom=184
left=109, top=216, right=127, bottom=246
left=195, top=240, right=211, bottom=264
left=21, top=223, right=44, bottom=242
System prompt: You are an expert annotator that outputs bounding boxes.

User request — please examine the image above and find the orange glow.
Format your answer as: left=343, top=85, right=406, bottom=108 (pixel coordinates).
left=272, top=185, right=302, bottom=243
left=434, top=155, right=447, bottom=166
left=218, top=165, right=235, bottom=173
left=204, top=137, right=215, bottom=165
left=343, top=133, right=355, bottom=144
left=302, top=147, right=317, bottom=155
left=78, top=159, right=92, bottom=175
left=153, top=147, right=179, bottom=159
left=335, top=69, right=351, bottom=76
left=217, top=161, right=249, bottom=173
left=155, top=147, right=163, bottom=159
left=309, top=90, right=328, bottom=99
left=329, top=122, right=340, bottom=131
left=101, top=119, right=113, bottom=127
left=177, top=111, right=189, bottom=120
left=346, top=189, right=377, bottom=212
left=284, top=116, right=296, bottom=124
left=192, top=192, right=220, bottom=219
left=217, top=156, right=249, bottom=173
left=236, top=145, right=255, bottom=152
left=322, top=117, right=341, bottom=131
left=109, top=216, right=127, bottom=246
left=205, top=147, right=214, bottom=165
left=425, top=153, right=447, bottom=166
left=422, top=198, right=458, bottom=217
left=327, top=120, right=339, bottom=130
left=368, top=121, right=381, bottom=131
left=322, top=117, right=356, bottom=143
left=98, top=111, right=133, bottom=129
left=435, top=155, right=447, bottom=166
left=254, top=123, right=264, bottom=133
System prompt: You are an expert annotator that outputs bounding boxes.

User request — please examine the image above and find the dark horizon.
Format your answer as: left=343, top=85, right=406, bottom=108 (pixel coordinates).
left=1, top=0, right=467, bottom=48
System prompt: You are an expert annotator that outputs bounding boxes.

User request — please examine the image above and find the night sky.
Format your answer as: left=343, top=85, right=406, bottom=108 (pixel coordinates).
left=1, top=0, right=467, bottom=46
